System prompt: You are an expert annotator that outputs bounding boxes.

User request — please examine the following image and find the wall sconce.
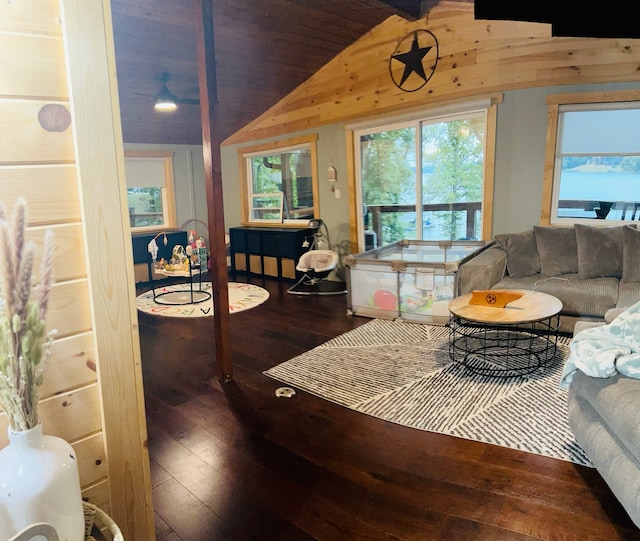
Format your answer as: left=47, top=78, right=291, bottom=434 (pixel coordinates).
left=328, top=165, right=337, bottom=191
left=328, top=165, right=340, bottom=198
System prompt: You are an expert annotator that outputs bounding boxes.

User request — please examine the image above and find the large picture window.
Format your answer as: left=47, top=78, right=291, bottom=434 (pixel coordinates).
left=350, top=97, right=499, bottom=250
left=543, top=91, right=640, bottom=224
left=125, top=151, right=177, bottom=233
left=240, top=134, right=319, bottom=225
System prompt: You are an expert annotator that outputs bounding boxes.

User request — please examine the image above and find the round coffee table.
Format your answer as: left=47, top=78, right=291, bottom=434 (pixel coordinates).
left=448, top=290, right=562, bottom=377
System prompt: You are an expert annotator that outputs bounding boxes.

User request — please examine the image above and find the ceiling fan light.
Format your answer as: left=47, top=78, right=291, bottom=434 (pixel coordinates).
left=154, top=84, right=178, bottom=112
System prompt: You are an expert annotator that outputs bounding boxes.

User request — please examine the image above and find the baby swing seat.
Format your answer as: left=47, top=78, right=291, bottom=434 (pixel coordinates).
left=297, top=249, right=338, bottom=275
left=287, top=249, right=346, bottom=295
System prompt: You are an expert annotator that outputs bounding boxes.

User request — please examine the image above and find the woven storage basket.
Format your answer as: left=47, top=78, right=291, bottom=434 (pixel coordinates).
left=83, top=502, right=124, bottom=541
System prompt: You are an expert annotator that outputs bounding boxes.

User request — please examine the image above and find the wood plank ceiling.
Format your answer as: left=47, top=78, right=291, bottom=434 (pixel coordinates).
left=110, top=0, right=435, bottom=145
left=111, top=0, right=639, bottom=146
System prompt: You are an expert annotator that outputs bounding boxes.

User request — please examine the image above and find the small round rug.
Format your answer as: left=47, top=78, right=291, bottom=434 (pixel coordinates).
left=136, top=282, right=270, bottom=318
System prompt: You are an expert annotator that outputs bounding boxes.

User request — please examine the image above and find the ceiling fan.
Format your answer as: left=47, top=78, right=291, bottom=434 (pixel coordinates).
left=154, top=72, right=200, bottom=112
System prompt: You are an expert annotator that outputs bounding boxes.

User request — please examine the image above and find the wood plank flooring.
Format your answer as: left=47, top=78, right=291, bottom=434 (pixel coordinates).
left=137, top=275, right=640, bottom=541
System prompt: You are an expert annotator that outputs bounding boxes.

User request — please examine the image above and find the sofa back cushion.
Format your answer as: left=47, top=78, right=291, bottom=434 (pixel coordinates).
left=495, top=229, right=540, bottom=278
left=622, top=225, right=640, bottom=283
left=575, top=224, right=624, bottom=279
left=533, top=226, right=578, bottom=277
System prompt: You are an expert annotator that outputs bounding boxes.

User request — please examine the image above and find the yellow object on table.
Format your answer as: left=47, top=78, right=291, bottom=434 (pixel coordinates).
left=468, top=289, right=524, bottom=308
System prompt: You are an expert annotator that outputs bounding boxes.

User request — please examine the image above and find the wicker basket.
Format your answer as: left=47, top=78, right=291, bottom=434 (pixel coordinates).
left=83, top=502, right=124, bottom=541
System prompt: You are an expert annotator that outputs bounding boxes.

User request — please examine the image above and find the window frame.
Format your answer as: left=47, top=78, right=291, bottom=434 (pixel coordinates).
left=238, top=134, right=319, bottom=227
left=124, top=150, right=177, bottom=233
left=542, top=90, right=640, bottom=225
left=347, top=95, right=500, bottom=251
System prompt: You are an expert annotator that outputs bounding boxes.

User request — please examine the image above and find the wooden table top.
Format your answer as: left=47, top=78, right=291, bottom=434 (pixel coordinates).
left=448, top=290, right=563, bottom=324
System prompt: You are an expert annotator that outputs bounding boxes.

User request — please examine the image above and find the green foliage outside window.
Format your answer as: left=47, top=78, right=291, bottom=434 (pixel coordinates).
left=361, top=128, right=415, bottom=244
left=249, top=148, right=313, bottom=221
left=127, top=187, right=164, bottom=227
left=360, top=114, right=485, bottom=245
left=422, top=118, right=484, bottom=240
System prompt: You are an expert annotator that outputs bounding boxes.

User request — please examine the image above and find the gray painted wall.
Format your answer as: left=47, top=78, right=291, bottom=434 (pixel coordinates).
left=128, top=81, right=640, bottom=252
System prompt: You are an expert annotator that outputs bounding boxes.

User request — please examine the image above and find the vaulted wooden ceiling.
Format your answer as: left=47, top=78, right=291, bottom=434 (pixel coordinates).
left=111, top=0, right=438, bottom=146
left=111, top=1, right=638, bottom=147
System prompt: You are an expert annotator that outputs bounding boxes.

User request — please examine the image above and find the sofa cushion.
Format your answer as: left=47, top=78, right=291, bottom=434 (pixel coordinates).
left=533, top=226, right=578, bottom=276
left=622, top=225, right=640, bottom=283
left=575, top=224, right=624, bottom=279
left=494, top=273, right=618, bottom=319
left=615, top=281, right=640, bottom=313
left=567, top=371, right=640, bottom=528
left=495, top=229, right=540, bottom=279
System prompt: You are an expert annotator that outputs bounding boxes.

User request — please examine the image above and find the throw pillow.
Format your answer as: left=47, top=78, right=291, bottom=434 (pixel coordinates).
left=575, top=224, right=624, bottom=279
left=533, top=226, right=578, bottom=277
left=622, top=225, right=640, bottom=283
left=495, top=229, right=540, bottom=278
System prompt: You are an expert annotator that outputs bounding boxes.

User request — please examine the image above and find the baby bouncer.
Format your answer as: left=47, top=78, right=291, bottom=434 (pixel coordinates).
left=287, top=219, right=347, bottom=295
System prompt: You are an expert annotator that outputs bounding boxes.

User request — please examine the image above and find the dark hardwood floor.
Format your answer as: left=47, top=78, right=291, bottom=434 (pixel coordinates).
left=137, top=275, right=640, bottom=541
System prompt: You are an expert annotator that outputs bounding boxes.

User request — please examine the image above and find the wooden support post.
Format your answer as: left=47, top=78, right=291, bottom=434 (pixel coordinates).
left=196, top=0, right=234, bottom=382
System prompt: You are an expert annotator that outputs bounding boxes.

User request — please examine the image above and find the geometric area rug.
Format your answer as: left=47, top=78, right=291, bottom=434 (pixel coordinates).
left=264, top=318, right=592, bottom=467
left=136, top=281, right=269, bottom=318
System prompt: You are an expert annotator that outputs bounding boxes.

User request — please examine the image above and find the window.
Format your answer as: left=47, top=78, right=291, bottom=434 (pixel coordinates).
left=125, top=151, right=177, bottom=233
left=240, top=134, right=319, bottom=225
left=543, top=91, right=640, bottom=225
left=351, top=97, right=499, bottom=250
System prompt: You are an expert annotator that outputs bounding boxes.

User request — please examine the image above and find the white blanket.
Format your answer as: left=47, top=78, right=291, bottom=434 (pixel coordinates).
left=560, top=300, right=640, bottom=389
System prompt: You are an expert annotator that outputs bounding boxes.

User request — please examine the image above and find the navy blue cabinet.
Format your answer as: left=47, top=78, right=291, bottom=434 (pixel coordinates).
left=229, top=226, right=313, bottom=280
left=131, top=230, right=188, bottom=282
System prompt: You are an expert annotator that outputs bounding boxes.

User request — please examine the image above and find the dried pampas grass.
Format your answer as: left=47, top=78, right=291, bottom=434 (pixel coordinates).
left=0, top=197, right=56, bottom=431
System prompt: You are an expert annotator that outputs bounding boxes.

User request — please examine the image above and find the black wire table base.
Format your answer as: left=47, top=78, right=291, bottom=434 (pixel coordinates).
left=152, top=288, right=211, bottom=306
left=448, top=314, right=560, bottom=378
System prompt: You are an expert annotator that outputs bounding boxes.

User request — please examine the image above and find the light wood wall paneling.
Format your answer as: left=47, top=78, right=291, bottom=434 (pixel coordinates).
left=27, top=224, right=87, bottom=282
left=74, top=432, right=108, bottom=489
left=0, top=384, right=101, bottom=447
left=61, top=0, right=155, bottom=538
left=1, top=0, right=116, bottom=529
left=40, top=332, right=97, bottom=399
left=38, top=385, right=102, bottom=444
left=47, top=280, right=93, bottom=338
left=0, top=34, right=69, bottom=99
left=0, top=0, right=62, bottom=35
left=80, top=481, right=110, bottom=514
left=345, top=129, right=358, bottom=254
left=224, top=7, right=640, bottom=146
left=0, top=101, right=75, bottom=164
left=0, top=166, right=81, bottom=224
left=482, top=100, right=498, bottom=241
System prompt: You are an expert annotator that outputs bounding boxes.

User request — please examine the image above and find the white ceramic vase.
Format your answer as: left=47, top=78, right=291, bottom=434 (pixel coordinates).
left=0, top=423, right=85, bottom=541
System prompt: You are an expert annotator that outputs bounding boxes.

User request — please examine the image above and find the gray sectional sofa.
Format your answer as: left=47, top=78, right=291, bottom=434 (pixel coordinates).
left=456, top=223, right=640, bottom=334
left=457, top=223, right=640, bottom=528
left=567, top=370, right=640, bottom=528
left=561, top=300, right=640, bottom=529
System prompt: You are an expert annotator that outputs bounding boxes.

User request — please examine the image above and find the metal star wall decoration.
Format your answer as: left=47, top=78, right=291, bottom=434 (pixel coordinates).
left=389, top=30, right=439, bottom=92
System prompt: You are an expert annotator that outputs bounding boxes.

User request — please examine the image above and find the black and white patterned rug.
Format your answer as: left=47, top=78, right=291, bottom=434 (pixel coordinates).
left=264, top=319, right=592, bottom=467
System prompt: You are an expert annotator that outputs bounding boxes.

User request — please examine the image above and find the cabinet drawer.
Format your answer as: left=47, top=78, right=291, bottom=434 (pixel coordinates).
left=263, top=256, right=279, bottom=277
left=281, top=259, right=296, bottom=279
left=261, top=233, right=280, bottom=256
left=229, top=226, right=313, bottom=280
